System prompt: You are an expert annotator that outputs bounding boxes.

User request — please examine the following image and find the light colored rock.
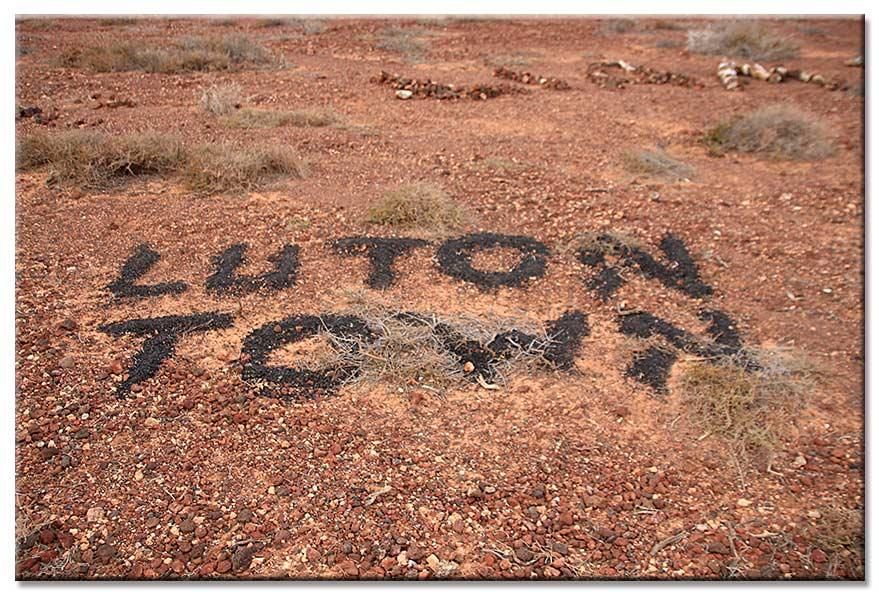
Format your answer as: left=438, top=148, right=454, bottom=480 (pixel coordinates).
left=395, top=90, right=413, bottom=99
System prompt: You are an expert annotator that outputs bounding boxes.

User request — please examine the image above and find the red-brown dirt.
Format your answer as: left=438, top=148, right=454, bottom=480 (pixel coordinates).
left=15, top=16, right=864, bottom=580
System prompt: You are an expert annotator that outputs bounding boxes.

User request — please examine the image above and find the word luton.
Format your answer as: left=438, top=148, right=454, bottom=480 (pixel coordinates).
left=101, top=231, right=752, bottom=398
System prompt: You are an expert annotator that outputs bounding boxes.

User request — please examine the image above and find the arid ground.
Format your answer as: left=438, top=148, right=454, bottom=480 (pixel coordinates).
left=15, top=16, right=864, bottom=580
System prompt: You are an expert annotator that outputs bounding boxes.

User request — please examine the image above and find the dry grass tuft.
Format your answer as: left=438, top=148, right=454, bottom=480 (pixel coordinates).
left=366, top=183, right=471, bottom=235
left=622, top=148, right=696, bottom=180
left=677, top=347, right=814, bottom=465
left=704, top=104, right=834, bottom=160
left=687, top=21, right=799, bottom=61
left=200, top=83, right=242, bottom=115
left=221, top=107, right=340, bottom=128
left=58, top=35, right=272, bottom=73
left=16, top=130, right=185, bottom=189
left=181, top=143, right=307, bottom=195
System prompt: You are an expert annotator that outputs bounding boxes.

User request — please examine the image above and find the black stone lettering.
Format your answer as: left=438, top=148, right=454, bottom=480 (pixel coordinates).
left=206, top=243, right=300, bottom=294
left=579, top=233, right=713, bottom=301
left=436, top=233, right=550, bottom=290
left=99, top=312, right=234, bottom=396
left=107, top=244, right=188, bottom=299
left=241, top=314, right=375, bottom=399
left=330, top=236, right=428, bottom=289
left=619, top=309, right=754, bottom=393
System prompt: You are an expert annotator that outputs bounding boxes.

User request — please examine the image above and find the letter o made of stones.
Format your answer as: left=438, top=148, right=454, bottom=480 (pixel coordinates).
left=241, top=314, right=376, bottom=398
left=436, top=232, right=550, bottom=290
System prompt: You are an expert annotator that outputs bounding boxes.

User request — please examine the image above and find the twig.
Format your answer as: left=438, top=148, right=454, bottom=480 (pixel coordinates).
left=364, top=485, right=391, bottom=506
left=650, top=530, right=688, bottom=556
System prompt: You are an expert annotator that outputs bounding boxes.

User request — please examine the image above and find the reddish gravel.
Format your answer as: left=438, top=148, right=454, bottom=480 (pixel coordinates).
left=15, top=16, right=864, bottom=580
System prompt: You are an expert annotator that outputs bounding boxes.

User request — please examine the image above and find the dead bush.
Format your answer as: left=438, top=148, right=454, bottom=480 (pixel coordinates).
left=687, top=21, right=799, bottom=61
left=366, top=183, right=471, bottom=235
left=182, top=143, right=307, bottom=195
left=320, top=290, right=553, bottom=393
left=221, top=108, right=340, bottom=128
left=16, top=130, right=185, bottom=189
left=622, top=148, right=695, bottom=180
left=200, top=83, right=242, bottom=115
left=704, top=104, right=834, bottom=160
left=676, top=347, right=814, bottom=466
left=58, top=35, right=272, bottom=73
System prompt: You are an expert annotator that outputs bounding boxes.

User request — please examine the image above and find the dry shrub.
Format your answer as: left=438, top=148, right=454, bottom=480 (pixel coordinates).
left=17, top=130, right=306, bottom=194
left=811, top=506, right=864, bottom=577
left=366, top=183, right=471, bottom=235
left=687, top=21, right=799, bottom=61
left=677, top=347, right=814, bottom=465
left=705, top=104, right=834, bottom=160
left=566, top=229, right=645, bottom=255
left=182, top=143, right=307, bottom=195
left=321, top=291, right=554, bottom=393
left=221, top=108, right=340, bottom=128
left=16, top=130, right=185, bottom=189
left=200, top=83, right=242, bottom=115
left=58, top=35, right=271, bottom=73
left=622, top=148, right=695, bottom=180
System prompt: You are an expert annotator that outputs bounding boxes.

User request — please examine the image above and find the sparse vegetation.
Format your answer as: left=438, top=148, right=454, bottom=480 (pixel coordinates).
left=98, top=17, right=138, bottom=27
left=221, top=107, right=340, bottom=128
left=366, top=183, right=471, bottom=234
left=601, top=19, right=637, bottom=34
left=200, top=83, right=242, bottom=115
left=704, top=104, right=834, bottom=160
left=677, top=347, right=814, bottom=465
left=375, top=27, right=431, bottom=62
left=687, top=21, right=799, bottom=61
left=255, top=18, right=287, bottom=28
left=17, top=130, right=306, bottom=194
left=485, top=51, right=542, bottom=68
left=622, top=148, right=695, bottom=180
left=479, top=157, right=526, bottom=173
left=295, top=19, right=327, bottom=35
left=16, top=130, right=185, bottom=189
left=654, top=38, right=683, bottom=49
left=654, top=20, right=688, bottom=31
left=810, top=506, right=864, bottom=577
left=58, top=35, right=273, bottom=73
left=182, top=143, right=307, bottom=195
